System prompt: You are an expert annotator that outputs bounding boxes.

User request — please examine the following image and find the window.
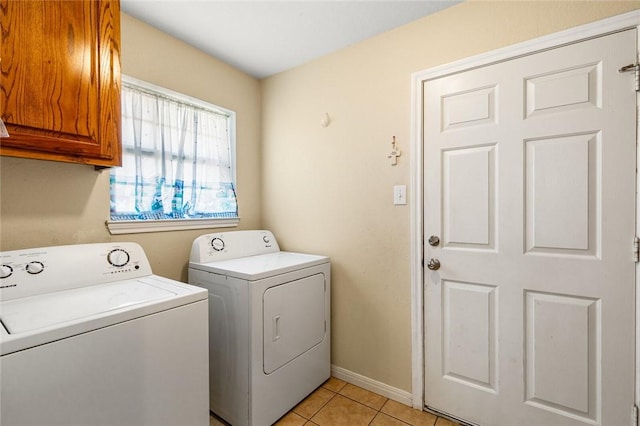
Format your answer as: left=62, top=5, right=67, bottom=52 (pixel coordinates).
left=107, top=76, right=238, bottom=234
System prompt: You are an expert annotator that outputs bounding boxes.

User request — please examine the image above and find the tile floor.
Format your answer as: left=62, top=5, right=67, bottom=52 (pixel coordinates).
left=209, top=376, right=460, bottom=426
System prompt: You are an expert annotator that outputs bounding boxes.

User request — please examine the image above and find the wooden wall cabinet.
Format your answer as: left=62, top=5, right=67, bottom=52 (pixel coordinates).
left=0, top=0, right=122, bottom=167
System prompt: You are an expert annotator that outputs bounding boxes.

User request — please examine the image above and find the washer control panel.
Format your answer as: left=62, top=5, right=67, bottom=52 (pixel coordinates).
left=0, top=242, right=153, bottom=302
left=190, top=230, right=280, bottom=263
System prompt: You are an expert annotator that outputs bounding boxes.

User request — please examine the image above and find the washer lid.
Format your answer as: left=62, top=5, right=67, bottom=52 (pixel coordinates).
left=0, top=275, right=207, bottom=356
left=189, top=251, right=329, bottom=280
left=1, top=281, right=175, bottom=334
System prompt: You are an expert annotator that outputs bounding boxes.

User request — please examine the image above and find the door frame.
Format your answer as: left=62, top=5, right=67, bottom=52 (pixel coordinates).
left=409, top=9, right=640, bottom=411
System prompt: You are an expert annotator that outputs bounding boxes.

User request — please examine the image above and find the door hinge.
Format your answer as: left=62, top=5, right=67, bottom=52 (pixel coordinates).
left=632, top=404, right=638, bottom=426
left=619, top=63, right=640, bottom=92
left=634, top=237, right=640, bottom=262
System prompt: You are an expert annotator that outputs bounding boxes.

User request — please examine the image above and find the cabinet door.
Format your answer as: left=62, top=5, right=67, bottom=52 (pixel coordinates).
left=0, top=0, right=121, bottom=167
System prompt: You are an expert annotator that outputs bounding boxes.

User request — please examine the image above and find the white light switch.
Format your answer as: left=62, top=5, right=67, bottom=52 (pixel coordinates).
left=393, top=185, right=407, bottom=205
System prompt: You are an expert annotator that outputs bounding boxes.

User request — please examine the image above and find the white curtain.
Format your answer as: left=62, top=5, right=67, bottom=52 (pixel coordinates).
left=110, top=84, right=237, bottom=220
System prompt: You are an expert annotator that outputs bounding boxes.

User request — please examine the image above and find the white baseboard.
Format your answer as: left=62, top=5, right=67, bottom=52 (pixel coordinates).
left=330, top=365, right=414, bottom=407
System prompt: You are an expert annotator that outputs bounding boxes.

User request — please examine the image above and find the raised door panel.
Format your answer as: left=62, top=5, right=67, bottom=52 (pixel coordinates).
left=524, top=291, right=599, bottom=422
left=0, top=0, right=121, bottom=166
left=442, top=280, right=497, bottom=392
left=525, top=132, right=599, bottom=257
left=442, top=144, right=497, bottom=250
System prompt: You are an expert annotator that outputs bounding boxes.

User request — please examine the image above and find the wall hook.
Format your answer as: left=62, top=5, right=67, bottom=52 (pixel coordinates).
left=388, top=136, right=401, bottom=165
left=321, top=113, right=330, bottom=128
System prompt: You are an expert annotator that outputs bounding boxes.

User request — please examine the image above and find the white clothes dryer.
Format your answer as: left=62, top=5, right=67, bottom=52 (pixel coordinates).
left=188, top=230, right=330, bottom=426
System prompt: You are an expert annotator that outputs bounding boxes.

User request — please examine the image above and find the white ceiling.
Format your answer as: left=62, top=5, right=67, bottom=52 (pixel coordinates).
left=120, top=0, right=460, bottom=79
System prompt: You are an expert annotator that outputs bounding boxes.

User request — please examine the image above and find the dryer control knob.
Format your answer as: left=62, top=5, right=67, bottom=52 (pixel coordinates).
left=211, top=237, right=225, bottom=252
left=0, top=264, right=13, bottom=279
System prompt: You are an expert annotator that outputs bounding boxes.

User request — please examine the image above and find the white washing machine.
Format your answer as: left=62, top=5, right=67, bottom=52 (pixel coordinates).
left=188, top=230, right=330, bottom=426
left=0, top=242, right=209, bottom=426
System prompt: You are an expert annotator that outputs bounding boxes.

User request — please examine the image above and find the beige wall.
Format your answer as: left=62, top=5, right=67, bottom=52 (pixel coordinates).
left=0, top=13, right=262, bottom=282
left=260, top=1, right=640, bottom=392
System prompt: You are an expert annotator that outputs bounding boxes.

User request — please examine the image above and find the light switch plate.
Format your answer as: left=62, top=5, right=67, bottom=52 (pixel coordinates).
left=393, top=185, right=407, bottom=205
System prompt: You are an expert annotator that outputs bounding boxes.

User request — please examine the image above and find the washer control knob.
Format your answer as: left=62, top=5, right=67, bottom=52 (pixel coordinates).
left=263, top=235, right=270, bottom=244
left=108, top=249, right=130, bottom=267
left=0, top=264, right=13, bottom=279
left=211, top=237, right=225, bottom=252
left=26, top=261, right=45, bottom=275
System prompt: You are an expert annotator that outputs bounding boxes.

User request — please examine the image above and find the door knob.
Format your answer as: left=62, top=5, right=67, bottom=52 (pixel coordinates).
left=427, top=258, right=440, bottom=270
left=428, top=235, right=440, bottom=247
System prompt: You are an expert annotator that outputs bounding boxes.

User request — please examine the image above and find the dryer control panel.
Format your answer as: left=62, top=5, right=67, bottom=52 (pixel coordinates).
left=190, top=230, right=280, bottom=263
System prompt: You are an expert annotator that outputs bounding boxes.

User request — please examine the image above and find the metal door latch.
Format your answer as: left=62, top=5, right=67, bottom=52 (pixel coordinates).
left=619, top=63, right=639, bottom=92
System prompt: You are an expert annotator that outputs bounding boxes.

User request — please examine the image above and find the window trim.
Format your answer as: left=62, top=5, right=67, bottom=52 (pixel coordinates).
left=106, top=75, right=239, bottom=235
left=107, top=217, right=239, bottom=234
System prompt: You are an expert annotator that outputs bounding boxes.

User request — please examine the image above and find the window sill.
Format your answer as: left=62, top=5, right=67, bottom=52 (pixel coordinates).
left=106, top=217, right=240, bottom=235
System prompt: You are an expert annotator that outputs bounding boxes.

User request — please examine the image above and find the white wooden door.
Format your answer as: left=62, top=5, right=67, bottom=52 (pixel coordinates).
left=424, top=29, right=637, bottom=426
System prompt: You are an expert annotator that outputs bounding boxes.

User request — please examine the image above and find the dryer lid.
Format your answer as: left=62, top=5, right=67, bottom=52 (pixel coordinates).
left=189, top=251, right=329, bottom=280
